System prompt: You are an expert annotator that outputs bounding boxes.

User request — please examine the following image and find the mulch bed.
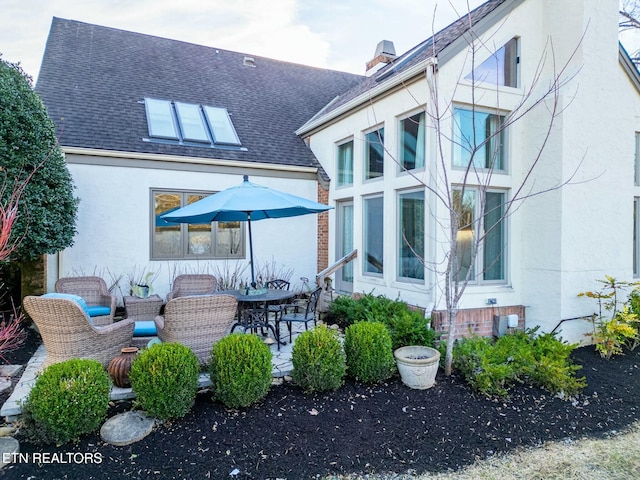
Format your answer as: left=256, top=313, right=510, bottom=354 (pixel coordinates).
left=1, top=329, right=639, bottom=479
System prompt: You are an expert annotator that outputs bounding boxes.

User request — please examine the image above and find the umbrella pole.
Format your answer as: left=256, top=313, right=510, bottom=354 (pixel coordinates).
left=247, top=213, right=256, bottom=288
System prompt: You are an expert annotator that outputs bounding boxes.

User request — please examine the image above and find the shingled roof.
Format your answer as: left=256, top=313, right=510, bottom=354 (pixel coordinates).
left=36, top=18, right=363, bottom=170
left=299, top=0, right=514, bottom=133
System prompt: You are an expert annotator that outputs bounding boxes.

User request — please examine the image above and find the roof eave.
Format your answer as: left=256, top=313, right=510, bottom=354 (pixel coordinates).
left=619, top=42, right=640, bottom=94
left=296, top=58, right=437, bottom=136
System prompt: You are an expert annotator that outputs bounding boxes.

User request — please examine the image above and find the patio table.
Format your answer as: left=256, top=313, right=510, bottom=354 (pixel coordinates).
left=218, top=289, right=297, bottom=348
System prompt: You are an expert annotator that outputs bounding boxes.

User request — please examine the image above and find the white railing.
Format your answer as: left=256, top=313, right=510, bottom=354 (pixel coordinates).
left=316, top=249, right=357, bottom=289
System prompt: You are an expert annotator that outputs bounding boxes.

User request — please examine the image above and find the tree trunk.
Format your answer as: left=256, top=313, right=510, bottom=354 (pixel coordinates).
left=19, top=255, right=47, bottom=298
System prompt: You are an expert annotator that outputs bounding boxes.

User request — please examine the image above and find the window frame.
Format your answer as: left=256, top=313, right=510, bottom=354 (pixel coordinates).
left=452, top=186, right=508, bottom=285
left=452, top=106, right=507, bottom=172
left=364, top=126, right=385, bottom=181
left=336, top=138, right=354, bottom=187
left=144, top=98, right=242, bottom=148
left=397, top=188, right=425, bottom=283
left=151, top=189, right=245, bottom=260
left=635, top=132, right=640, bottom=187
left=363, top=194, right=384, bottom=276
left=635, top=198, right=640, bottom=277
left=398, top=111, right=426, bottom=172
left=465, top=37, right=519, bottom=88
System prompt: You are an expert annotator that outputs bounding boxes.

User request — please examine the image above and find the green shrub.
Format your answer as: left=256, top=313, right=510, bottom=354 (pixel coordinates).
left=344, top=322, right=395, bottom=383
left=129, top=343, right=199, bottom=420
left=21, top=359, right=110, bottom=444
left=327, top=293, right=434, bottom=349
left=451, top=329, right=585, bottom=397
left=209, top=333, right=272, bottom=408
left=292, top=325, right=346, bottom=392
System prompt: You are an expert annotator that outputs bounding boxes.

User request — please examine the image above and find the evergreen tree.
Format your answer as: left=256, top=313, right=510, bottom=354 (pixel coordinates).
left=0, top=57, right=78, bottom=262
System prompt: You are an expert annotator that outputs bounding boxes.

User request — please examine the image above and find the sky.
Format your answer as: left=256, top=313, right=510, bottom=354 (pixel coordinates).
left=0, top=0, right=487, bottom=83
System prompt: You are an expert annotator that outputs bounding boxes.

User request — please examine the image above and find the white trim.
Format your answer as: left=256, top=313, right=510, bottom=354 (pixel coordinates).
left=61, top=146, right=318, bottom=174
left=296, top=59, right=436, bottom=136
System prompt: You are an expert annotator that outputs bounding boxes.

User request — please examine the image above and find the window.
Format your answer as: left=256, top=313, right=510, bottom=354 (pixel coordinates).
left=453, top=188, right=506, bottom=283
left=398, top=190, right=425, bottom=281
left=364, top=196, right=384, bottom=274
left=453, top=107, right=506, bottom=170
left=635, top=198, right=640, bottom=276
left=144, top=98, right=241, bottom=148
left=466, top=37, right=518, bottom=87
left=337, top=140, right=354, bottom=186
left=145, top=98, right=179, bottom=139
left=365, top=128, right=384, bottom=180
left=400, top=112, right=426, bottom=171
left=175, top=102, right=209, bottom=143
left=336, top=201, right=354, bottom=292
left=635, top=133, right=640, bottom=186
left=202, top=106, right=241, bottom=145
left=152, top=190, right=244, bottom=260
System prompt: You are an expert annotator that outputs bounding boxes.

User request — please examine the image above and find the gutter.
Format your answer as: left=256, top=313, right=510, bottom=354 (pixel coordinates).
left=62, top=146, right=319, bottom=175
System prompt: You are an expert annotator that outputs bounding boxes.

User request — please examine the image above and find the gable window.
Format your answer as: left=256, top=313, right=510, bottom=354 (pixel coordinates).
left=152, top=190, right=244, bottom=260
left=400, top=112, right=426, bottom=171
left=365, top=127, right=385, bottom=180
left=144, top=98, right=242, bottom=148
left=466, top=37, right=518, bottom=87
left=453, top=107, right=506, bottom=171
left=453, top=187, right=507, bottom=283
left=364, top=195, right=384, bottom=274
left=398, top=190, right=425, bottom=281
left=337, top=140, right=354, bottom=186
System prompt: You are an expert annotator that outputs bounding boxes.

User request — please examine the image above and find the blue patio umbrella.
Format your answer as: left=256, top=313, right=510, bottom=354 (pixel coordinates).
left=160, top=175, right=333, bottom=286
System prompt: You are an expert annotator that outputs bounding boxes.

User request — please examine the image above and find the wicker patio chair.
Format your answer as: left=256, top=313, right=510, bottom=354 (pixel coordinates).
left=23, top=295, right=135, bottom=369
left=55, top=276, right=117, bottom=326
left=154, top=294, right=237, bottom=364
left=166, top=274, right=218, bottom=302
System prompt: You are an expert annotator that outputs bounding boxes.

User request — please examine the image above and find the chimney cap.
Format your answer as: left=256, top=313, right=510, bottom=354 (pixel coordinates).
left=366, top=40, right=397, bottom=72
left=374, top=40, right=396, bottom=58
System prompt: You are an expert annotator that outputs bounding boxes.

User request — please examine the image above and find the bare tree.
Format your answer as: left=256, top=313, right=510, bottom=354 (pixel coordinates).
left=391, top=13, right=586, bottom=376
left=620, top=0, right=640, bottom=64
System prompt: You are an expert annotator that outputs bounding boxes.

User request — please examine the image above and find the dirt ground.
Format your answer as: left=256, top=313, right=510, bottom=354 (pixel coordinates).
left=1, top=327, right=639, bottom=479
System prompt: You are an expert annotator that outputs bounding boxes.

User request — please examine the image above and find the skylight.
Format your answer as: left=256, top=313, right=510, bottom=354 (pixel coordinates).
left=145, top=98, right=179, bottom=139
left=144, top=98, right=242, bottom=148
left=203, top=106, right=241, bottom=146
left=175, top=102, right=209, bottom=143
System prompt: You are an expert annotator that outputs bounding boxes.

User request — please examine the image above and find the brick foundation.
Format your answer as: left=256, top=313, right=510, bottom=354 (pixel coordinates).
left=431, top=305, right=526, bottom=340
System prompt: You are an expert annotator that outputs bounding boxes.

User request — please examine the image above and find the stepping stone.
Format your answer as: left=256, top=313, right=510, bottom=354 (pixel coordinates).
left=0, top=378, right=12, bottom=394
left=0, top=437, right=19, bottom=469
left=100, top=411, right=155, bottom=446
left=0, top=365, right=23, bottom=377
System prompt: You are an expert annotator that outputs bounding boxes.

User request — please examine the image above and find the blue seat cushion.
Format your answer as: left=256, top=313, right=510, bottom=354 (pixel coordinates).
left=42, top=292, right=91, bottom=319
left=133, top=320, right=157, bottom=336
left=86, top=306, right=111, bottom=317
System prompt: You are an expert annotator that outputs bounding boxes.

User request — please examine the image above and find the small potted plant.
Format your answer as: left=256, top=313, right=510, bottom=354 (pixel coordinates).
left=129, top=270, right=157, bottom=299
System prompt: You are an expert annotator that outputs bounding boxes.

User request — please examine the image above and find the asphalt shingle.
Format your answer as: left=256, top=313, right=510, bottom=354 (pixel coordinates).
left=36, top=18, right=363, bottom=169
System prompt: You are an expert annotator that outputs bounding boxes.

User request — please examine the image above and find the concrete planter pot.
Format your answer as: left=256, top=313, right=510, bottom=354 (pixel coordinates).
left=393, top=346, right=440, bottom=389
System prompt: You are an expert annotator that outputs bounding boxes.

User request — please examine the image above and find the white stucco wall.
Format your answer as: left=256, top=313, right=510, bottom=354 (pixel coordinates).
left=47, top=157, right=321, bottom=302
left=306, top=0, right=640, bottom=343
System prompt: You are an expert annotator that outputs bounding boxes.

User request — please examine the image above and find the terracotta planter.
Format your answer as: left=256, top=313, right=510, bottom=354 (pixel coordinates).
left=394, top=346, right=440, bottom=389
left=108, top=347, right=139, bottom=388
